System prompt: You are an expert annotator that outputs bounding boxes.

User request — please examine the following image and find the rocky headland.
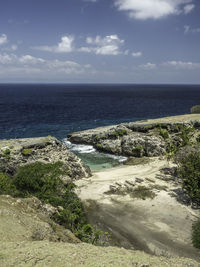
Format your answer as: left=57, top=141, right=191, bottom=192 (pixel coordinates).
left=68, top=114, right=200, bottom=158
left=0, top=136, right=91, bottom=180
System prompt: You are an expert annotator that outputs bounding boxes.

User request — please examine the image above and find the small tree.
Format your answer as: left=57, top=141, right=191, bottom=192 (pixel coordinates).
left=177, top=152, right=200, bottom=205
left=191, top=105, right=200, bottom=114
left=192, top=218, right=200, bottom=249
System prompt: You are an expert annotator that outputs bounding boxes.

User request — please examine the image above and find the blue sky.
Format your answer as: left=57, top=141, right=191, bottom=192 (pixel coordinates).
left=0, top=0, right=200, bottom=83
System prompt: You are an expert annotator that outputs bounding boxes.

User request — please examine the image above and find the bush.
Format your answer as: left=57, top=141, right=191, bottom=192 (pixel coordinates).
left=134, top=145, right=143, bottom=157
left=1, top=161, right=100, bottom=243
left=159, top=129, right=169, bottom=140
left=96, top=143, right=103, bottom=150
left=22, top=148, right=33, bottom=156
left=13, top=161, right=65, bottom=198
left=0, top=172, right=17, bottom=195
left=1, top=148, right=11, bottom=160
left=130, top=185, right=156, bottom=200
left=191, top=105, right=200, bottom=114
left=192, top=218, right=200, bottom=248
left=177, top=152, right=200, bottom=205
left=110, top=129, right=127, bottom=138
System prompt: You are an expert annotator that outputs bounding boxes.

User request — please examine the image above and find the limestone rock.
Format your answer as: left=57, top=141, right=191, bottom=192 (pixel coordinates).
left=0, top=136, right=91, bottom=180
left=68, top=114, right=200, bottom=158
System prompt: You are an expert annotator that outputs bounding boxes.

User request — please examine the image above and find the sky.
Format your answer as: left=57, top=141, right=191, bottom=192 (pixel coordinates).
left=0, top=0, right=200, bottom=83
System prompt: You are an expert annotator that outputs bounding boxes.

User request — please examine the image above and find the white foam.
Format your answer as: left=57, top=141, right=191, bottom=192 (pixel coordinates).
left=63, top=138, right=127, bottom=162
left=63, top=138, right=96, bottom=154
left=105, top=153, right=127, bottom=163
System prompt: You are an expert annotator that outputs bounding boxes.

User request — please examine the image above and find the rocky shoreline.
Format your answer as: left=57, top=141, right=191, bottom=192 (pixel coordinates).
left=0, top=136, right=91, bottom=181
left=68, top=114, right=200, bottom=158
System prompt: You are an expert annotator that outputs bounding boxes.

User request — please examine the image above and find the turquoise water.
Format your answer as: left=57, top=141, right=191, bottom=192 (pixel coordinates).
left=63, top=139, right=126, bottom=172
left=74, top=152, right=120, bottom=172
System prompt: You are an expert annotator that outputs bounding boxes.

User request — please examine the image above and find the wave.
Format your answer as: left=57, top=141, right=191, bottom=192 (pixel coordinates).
left=105, top=153, right=127, bottom=163
left=63, top=138, right=96, bottom=154
left=63, top=138, right=127, bottom=163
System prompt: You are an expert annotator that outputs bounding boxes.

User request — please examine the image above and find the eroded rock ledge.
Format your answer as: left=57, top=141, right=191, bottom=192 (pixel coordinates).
left=68, top=114, right=200, bottom=157
left=0, top=136, right=91, bottom=180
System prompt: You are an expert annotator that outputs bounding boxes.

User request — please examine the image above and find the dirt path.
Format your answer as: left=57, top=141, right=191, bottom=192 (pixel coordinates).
left=75, top=158, right=200, bottom=261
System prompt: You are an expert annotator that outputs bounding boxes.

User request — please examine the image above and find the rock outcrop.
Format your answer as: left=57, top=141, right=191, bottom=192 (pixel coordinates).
left=68, top=114, right=200, bottom=158
left=0, top=136, right=91, bottom=180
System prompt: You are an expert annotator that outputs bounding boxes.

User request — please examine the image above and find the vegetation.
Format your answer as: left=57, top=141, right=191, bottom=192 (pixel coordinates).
left=166, top=125, right=195, bottom=160
left=134, top=145, right=143, bottom=157
left=96, top=143, right=103, bottom=150
left=1, top=148, right=11, bottom=160
left=192, top=218, right=200, bottom=249
left=110, top=129, right=127, bottom=138
left=130, top=185, right=156, bottom=200
left=191, top=105, right=200, bottom=114
left=144, top=124, right=153, bottom=130
left=176, top=124, right=194, bottom=146
left=0, top=172, right=17, bottom=195
left=0, top=161, right=101, bottom=244
left=177, top=152, right=200, bottom=205
left=159, top=128, right=169, bottom=140
left=22, top=148, right=33, bottom=156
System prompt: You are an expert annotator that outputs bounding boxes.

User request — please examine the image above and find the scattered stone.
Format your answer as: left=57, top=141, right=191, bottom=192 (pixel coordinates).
left=135, top=178, right=144, bottom=183
left=125, top=180, right=135, bottom=186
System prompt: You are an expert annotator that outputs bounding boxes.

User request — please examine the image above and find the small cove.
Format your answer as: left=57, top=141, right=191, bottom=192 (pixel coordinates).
left=63, top=138, right=127, bottom=171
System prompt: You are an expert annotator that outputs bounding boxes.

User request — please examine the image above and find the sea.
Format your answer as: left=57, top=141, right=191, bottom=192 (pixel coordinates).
left=0, top=83, right=200, bottom=171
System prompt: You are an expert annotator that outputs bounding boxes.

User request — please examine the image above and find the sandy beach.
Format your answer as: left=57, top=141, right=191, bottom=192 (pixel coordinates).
left=75, top=158, right=200, bottom=261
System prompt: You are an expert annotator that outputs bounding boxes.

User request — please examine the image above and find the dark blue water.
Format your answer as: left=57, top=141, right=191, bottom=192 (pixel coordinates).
left=0, top=84, right=200, bottom=140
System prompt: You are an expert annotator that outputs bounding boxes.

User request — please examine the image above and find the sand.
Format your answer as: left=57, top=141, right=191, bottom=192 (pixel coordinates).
left=75, top=158, right=200, bottom=261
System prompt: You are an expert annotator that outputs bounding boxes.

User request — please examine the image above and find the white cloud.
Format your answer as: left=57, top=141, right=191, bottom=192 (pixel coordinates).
left=184, top=25, right=190, bottom=34
left=184, top=25, right=200, bottom=34
left=183, top=4, right=194, bottom=14
left=10, top=44, right=18, bottom=51
left=0, top=34, right=8, bottom=45
left=163, top=61, right=200, bottom=69
left=19, top=55, right=45, bottom=64
left=0, top=52, right=94, bottom=78
left=114, top=0, right=195, bottom=20
left=132, top=51, right=142, bottom=57
left=0, top=53, right=16, bottom=64
left=33, top=35, right=74, bottom=53
left=139, top=62, right=156, bottom=70
left=80, top=34, right=124, bottom=55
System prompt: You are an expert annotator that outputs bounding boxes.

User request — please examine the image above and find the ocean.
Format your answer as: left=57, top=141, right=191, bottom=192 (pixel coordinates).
left=0, top=83, right=200, bottom=170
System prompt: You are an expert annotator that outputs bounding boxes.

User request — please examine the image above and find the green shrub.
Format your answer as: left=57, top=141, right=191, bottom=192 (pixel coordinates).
left=96, top=143, right=103, bottom=150
left=191, top=105, right=200, bottom=114
left=166, top=143, right=178, bottom=160
left=176, top=124, right=194, bottom=147
left=94, top=136, right=100, bottom=142
left=159, top=129, right=169, bottom=140
left=22, top=148, right=33, bottom=156
left=134, top=145, right=143, bottom=157
left=1, top=148, right=11, bottom=159
left=192, top=218, right=200, bottom=248
left=130, top=185, right=156, bottom=200
left=177, top=152, right=200, bottom=205
left=110, top=129, right=127, bottom=138
left=0, top=172, right=17, bottom=195
left=13, top=161, right=65, bottom=198
left=118, top=129, right=127, bottom=136
left=8, top=161, right=99, bottom=243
